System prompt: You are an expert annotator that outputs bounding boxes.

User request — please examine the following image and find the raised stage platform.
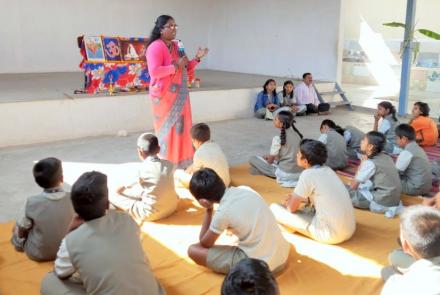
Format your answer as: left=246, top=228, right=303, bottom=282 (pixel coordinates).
left=0, top=70, right=304, bottom=147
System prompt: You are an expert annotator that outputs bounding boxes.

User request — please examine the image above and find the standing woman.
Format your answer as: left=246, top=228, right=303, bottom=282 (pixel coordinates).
left=146, top=15, right=208, bottom=168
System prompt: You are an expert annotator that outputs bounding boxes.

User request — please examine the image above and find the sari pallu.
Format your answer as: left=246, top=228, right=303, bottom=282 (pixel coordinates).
left=147, top=40, right=198, bottom=168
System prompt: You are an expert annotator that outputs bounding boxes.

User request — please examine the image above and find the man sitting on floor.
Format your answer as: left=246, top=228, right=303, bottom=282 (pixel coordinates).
left=294, top=73, right=330, bottom=115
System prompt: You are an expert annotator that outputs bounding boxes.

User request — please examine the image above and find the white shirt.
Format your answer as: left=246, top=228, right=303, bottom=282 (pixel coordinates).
left=395, top=150, right=413, bottom=172
left=270, top=136, right=281, bottom=155
left=378, top=119, right=391, bottom=134
left=193, top=141, right=230, bottom=186
left=381, top=257, right=440, bottom=295
left=210, top=186, right=290, bottom=271
left=294, top=166, right=356, bottom=243
left=318, top=133, right=328, bottom=144
left=294, top=82, right=320, bottom=105
left=343, top=130, right=352, bottom=144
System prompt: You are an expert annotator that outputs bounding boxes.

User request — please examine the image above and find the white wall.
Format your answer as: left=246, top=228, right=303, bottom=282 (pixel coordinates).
left=0, top=0, right=209, bottom=73
left=204, top=0, right=343, bottom=81
left=0, top=88, right=258, bottom=147
left=0, top=0, right=343, bottom=81
left=343, top=0, right=440, bottom=40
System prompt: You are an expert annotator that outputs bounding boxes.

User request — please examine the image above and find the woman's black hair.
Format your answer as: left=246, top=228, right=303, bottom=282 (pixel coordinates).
left=262, top=79, right=277, bottom=97
left=299, top=139, right=327, bottom=166
left=282, top=80, right=294, bottom=99
left=378, top=101, right=398, bottom=122
left=221, top=258, right=279, bottom=295
left=320, top=119, right=345, bottom=136
left=148, top=15, right=173, bottom=46
left=364, top=131, right=386, bottom=158
left=414, top=101, right=430, bottom=117
left=277, top=111, right=303, bottom=145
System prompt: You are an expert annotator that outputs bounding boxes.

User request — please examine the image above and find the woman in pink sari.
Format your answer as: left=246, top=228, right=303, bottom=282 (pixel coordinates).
left=147, top=15, right=208, bottom=168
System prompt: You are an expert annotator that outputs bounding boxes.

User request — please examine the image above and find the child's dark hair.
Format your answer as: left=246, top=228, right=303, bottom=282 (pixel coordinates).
left=262, top=79, right=277, bottom=97
left=401, top=205, right=440, bottom=259
left=364, top=131, right=386, bottom=158
left=378, top=101, right=398, bottom=122
left=189, top=168, right=226, bottom=202
left=221, top=258, right=279, bottom=295
left=137, top=133, right=160, bottom=155
left=414, top=101, right=430, bottom=117
left=299, top=139, right=327, bottom=166
left=282, top=80, right=294, bottom=99
left=320, top=119, right=345, bottom=136
left=33, top=157, right=63, bottom=189
left=395, top=124, right=416, bottom=141
left=277, top=111, right=303, bottom=145
left=71, top=171, right=108, bottom=221
left=191, top=123, right=211, bottom=143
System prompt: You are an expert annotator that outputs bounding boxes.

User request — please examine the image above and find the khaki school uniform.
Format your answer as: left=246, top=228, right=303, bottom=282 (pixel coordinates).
left=206, top=186, right=290, bottom=274
left=41, top=211, right=165, bottom=295
left=11, top=188, right=73, bottom=261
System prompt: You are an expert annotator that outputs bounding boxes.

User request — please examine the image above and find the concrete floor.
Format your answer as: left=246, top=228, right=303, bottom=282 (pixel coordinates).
left=0, top=107, right=378, bottom=222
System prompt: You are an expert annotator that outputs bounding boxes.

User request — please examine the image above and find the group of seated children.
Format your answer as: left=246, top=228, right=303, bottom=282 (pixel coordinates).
left=254, top=73, right=330, bottom=120
left=11, top=99, right=440, bottom=294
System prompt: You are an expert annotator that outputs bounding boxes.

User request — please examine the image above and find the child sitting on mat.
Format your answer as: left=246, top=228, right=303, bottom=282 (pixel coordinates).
left=349, top=131, right=402, bottom=217
left=386, top=192, right=440, bottom=278
left=394, top=124, right=432, bottom=196
left=343, top=125, right=365, bottom=159
left=410, top=101, right=439, bottom=147
left=381, top=205, right=440, bottom=295
left=41, top=171, right=165, bottom=295
left=249, top=110, right=303, bottom=187
left=187, top=168, right=290, bottom=274
left=270, top=140, right=355, bottom=244
left=221, top=258, right=279, bottom=295
left=374, top=101, right=401, bottom=154
left=318, top=119, right=347, bottom=170
left=174, top=123, right=230, bottom=189
left=110, top=133, right=178, bottom=223
left=11, top=157, right=74, bottom=261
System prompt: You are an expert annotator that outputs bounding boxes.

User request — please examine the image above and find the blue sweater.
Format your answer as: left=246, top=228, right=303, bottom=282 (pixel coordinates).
left=254, top=91, right=281, bottom=112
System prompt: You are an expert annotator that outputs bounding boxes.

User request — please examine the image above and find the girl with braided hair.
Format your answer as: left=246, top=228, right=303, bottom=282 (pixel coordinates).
left=249, top=110, right=303, bottom=187
left=349, top=131, right=402, bottom=217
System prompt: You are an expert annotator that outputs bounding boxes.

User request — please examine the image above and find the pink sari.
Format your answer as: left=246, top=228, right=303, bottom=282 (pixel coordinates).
left=146, top=39, right=199, bottom=168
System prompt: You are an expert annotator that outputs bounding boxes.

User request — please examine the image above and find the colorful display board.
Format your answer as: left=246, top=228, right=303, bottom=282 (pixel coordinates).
left=79, top=36, right=150, bottom=94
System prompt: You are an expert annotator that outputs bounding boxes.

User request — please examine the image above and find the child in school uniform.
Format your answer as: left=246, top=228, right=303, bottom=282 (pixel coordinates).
left=394, top=124, right=432, bottom=196
left=318, top=120, right=347, bottom=170
left=276, top=80, right=307, bottom=116
left=343, top=125, right=365, bottom=159
left=410, top=102, right=439, bottom=147
left=349, top=131, right=402, bottom=217
left=386, top=192, right=440, bottom=275
left=270, top=140, right=356, bottom=244
left=381, top=205, right=440, bottom=295
left=374, top=101, right=401, bottom=154
left=249, top=110, right=304, bottom=187
left=11, top=157, right=74, bottom=262
left=221, top=258, right=279, bottom=295
left=41, top=171, right=165, bottom=295
left=174, top=123, right=230, bottom=188
left=187, top=168, right=290, bottom=274
left=110, top=133, right=178, bottom=223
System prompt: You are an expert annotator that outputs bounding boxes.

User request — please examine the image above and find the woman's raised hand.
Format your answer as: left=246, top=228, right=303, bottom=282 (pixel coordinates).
left=195, top=47, right=209, bottom=59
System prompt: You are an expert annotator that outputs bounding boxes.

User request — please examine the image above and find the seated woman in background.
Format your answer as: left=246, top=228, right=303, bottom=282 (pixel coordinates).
left=409, top=101, right=438, bottom=146
left=254, top=79, right=281, bottom=120
left=276, top=80, right=306, bottom=116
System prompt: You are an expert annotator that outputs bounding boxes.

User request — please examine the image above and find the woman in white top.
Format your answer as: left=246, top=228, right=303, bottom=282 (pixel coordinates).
left=276, top=80, right=306, bottom=116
